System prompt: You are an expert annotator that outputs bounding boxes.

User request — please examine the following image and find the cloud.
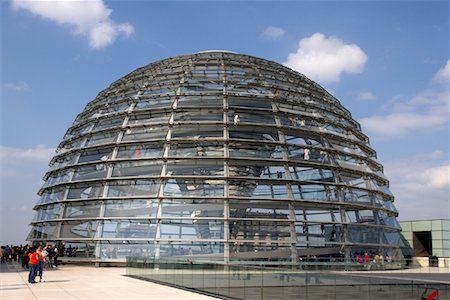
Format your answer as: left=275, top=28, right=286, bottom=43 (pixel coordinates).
left=384, top=152, right=449, bottom=220
left=356, top=91, right=376, bottom=101
left=434, top=59, right=450, bottom=83
left=3, top=81, right=29, bottom=91
left=11, top=0, right=134, bottom=49
left=0, top=145, right=55, bottom=163
left=360, top=61, right=450, bottom=139
left=261, top=26, right=285, bottom=39
left=0, top=145, right=54, bottom=244
left=283, top=32, right=368, bottom=83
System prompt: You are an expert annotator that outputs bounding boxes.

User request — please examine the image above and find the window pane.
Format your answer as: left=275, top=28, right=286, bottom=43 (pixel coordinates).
left=112, top=160, right=162, bottom=177
left=107, top=180, right=160, bottom=197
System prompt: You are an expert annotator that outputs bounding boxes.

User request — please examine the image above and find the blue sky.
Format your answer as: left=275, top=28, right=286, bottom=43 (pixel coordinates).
left=1, top=0, right=449, bottom=245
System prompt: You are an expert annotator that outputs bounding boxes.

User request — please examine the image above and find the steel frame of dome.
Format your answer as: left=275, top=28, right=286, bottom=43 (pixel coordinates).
left=28, top=51, right=403, bottom=264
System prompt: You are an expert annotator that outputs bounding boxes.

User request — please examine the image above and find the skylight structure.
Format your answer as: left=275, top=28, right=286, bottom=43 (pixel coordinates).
left=29, top=51, right=402, bottom=263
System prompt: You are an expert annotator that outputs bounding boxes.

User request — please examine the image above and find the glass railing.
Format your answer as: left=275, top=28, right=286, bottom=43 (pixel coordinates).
left=126, top=257, right=450, bottom=300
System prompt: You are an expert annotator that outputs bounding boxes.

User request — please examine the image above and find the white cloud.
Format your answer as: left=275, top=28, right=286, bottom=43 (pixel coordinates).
left=356, top=91, right=376, bottom=101
left=360, top=61, right=450, bottom=139
left=3, top=81, right=29, bottom=91
left=0, top=145, right=55, bottom=163
left=384, top=152, right=450, bottom=221
left=0, top=145, right=55, bottom=244
left=11, top=0, right=134, bottom=49
left=261, top=26, right=285, bottom=39
left=434, top=59, right=450, bottom=83
left=283, top=32, right=368, bottom=83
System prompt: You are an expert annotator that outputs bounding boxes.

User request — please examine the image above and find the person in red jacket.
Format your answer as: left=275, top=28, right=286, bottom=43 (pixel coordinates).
left=28, top=247, right=39, bottom=284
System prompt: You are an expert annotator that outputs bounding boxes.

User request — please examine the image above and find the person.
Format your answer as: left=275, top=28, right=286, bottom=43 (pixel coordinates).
left=45, top=245, right=54, bottom=268
left=53, top=245, right=59, bottom=267
left=379, top=253, right=385, bottom=269
left=36, top=246, right=47, bottom=282
left=233, top=114, right=240, bottom=125
left=304, top=148, right=311, bottom=161
left=372, top=253, right=380, bottom=270
left=364, top=252, right=370, bottom=270
left=28, top=247, right=39, bottom=284
left=355, top=252, right=363, bottom=264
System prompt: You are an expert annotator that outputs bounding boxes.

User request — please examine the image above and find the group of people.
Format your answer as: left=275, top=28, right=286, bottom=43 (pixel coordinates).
left=0, top=244, right=59, bottom=284
left=354, top=251, right=392, bottom=270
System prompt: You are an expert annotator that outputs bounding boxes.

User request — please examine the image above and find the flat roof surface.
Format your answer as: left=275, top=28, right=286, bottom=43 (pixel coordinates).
left=0, top=262, right=216, bottom=300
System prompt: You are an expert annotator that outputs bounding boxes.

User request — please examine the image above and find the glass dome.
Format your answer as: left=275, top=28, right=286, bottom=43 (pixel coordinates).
left=28, top=51, right=403, bottom=263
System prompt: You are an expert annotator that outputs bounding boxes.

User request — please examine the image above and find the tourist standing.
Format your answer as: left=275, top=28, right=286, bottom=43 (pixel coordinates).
left=36, top=246, right=47, bottom=282
left=28, top=247, right=39, bottom=284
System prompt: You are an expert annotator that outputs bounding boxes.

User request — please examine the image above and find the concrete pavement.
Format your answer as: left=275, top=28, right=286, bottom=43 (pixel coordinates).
left=0, top=262, right=217, bottom=300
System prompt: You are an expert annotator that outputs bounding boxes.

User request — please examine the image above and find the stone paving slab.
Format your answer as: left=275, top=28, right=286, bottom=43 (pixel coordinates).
left=0, top=263, right=217, bottom=300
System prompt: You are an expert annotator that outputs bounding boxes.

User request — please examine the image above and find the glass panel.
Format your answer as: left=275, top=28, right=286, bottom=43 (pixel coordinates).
left=122, top=126, right=168, bottom=141
left=168, top=142, right=224, bottom=157
left=85, top=131, right=118, bottom=146
left=166, top=159, right=224, bottom=176
left=50, top=153, right=77, bottom=170
left=107, top=180, right=160, bottom=197
left=229, top=162, right=284, bottom=178
left=135, top=97, right=174, bottom=109
left=99, top=242, right=156, bottom=259
left=64, top=202, right=101, bottom=218
left=383, top=231, right=401, bottom=245
left=228, top=97, right=272, bottom=108
left=73, top=164, right=107, bottom=180
left=292, top=184, right=338, bottom=201
left=343, top=188, right=372, bottom=204
left=60, top=221, right=100, bottom=238
left=173, top=109, right=223, bottom=122
left=171, top=125, right=223, bottom=139
left=67, top=184, right=103, bottom=199
left=34, top=204, right=63, bottom=221
left=112, top=160, right=162, bottom=177
left=43, top=169, right=73, bottom=187
left=102, top=220, right=157, bottom=239
left=177, top=96, right=223, bottom=108
left=346, top=210, right=375, bottom=224
left=163, top=179, right=224, bottom=197
left=59, top=137, right=84, bottom=153
left=116, top=143, right=164, bottom=159
left=158, top=242, right=223, bottom=256
left=229, top=202, right=290, bottom=220
left=39, top=187, right=66, bottom=204
left=78, top=148, right=113, bottom=163
left=347, top=225, right=380, bottom=244
left=65, top=123, right=92, bottom=139
left=289, top=166, right=334, bottom=182
left=28, top=224, right=59, bottom=240
left=160, top=199, right=224, bottom=217
left=229, top=127, right=279, bottom=142
left=228, top=110, right=275, bottom=125
left=379, top=212, right=400, bottom=228
left=254, top=183, right=289, bottom=199
left=287, top=145, right=328, bottom=162
left=104, top=199, right=158, bottom=218
left=228, top=180, right=289, bottom=199
left=128, top=111, right=171, bottom=126
left=285, top=135, right=323, bottom=147
left=229, top=142, right=282, bottom=159
left=93, top=117, right=123, bottom=131
left=279, top=113, right=315, bottom=128
left=159, top=220, right=224, bottom=241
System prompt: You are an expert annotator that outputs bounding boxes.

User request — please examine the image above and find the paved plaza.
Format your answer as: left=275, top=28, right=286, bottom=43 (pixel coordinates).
left=0, top=262, right=216, bottom=300
left=1, top=261, right=449, bottom=300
